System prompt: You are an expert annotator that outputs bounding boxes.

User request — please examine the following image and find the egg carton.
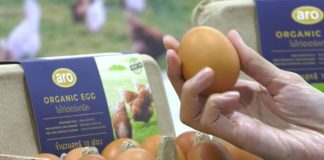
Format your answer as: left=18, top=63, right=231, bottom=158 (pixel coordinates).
left=0, top=154, right=48, bottom=160
left=0, top=54, right=175, bottom=157
left=192, top=0, right=258, bottom=51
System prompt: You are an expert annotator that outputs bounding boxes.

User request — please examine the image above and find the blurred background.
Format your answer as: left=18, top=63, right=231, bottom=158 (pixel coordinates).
left=0, top=0, right=198, bottom=69
left=0, top=0, right=199, bottom=135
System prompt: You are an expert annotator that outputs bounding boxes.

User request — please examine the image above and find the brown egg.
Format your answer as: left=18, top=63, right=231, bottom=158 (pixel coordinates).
left=187, top=140, right=233, bottom=160
left=115, top=148, right=155, bottom=160
left=101, top=138, right=139, bottom=160
left=64, top=147, right=85, bottom=160
left=141, top=135, right=186, bottom=160
left=178, top=26, right=240, bottom=95
left=223, top=141, right=262, bottom=160
left=64, top=147, right=99, bottom=160
left=79, top=154, right=106, bottom=160
left=35, top=153, right=59, bottom=160
left=175, top=131, right=196, bottom=156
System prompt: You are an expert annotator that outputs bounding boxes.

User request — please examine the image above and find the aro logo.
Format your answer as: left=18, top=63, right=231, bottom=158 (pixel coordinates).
left=292, top=6, right=323, bottom=25
left=52, top=68, right=77, bottom=88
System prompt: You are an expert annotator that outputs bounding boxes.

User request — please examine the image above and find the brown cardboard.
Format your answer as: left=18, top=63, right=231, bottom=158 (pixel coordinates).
left=0, top=54, right=175, bottom=157
left=0, top=154, right=46, bottom=160
left=192, top=0, right=258, bottom=51
left=0, top=63, right=39, bottom=156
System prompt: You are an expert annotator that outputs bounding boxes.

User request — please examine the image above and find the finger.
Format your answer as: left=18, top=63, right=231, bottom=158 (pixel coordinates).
left=199, top=93, right=287, bottom=159
left=163, top=35, right=179, bottom=52
left=200, top=91, right=240, bottom=140
left=166, top=49, right=184, bottom=96
left=233, top=79, right=265, bottom=107
left=180, top=67, right=214, bottom=130
left=227, top=30, right=282, bottom=90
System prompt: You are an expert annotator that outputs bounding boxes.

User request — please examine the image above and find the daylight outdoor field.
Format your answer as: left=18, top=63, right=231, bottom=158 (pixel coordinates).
left=0, top=0, right=198, bottom=69
left=0, top=0, right=199, bottom=144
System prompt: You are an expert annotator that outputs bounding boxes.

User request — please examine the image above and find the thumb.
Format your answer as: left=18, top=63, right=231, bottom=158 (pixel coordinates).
left=227, top=30, right=282, bottom=90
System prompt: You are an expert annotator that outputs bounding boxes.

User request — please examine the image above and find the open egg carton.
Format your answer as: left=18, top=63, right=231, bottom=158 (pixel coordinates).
left=0, top=54, right=175, bottom=159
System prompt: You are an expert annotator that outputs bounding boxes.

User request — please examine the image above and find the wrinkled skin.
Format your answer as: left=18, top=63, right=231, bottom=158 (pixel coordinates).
left=163, top=30, right=324, bottom=160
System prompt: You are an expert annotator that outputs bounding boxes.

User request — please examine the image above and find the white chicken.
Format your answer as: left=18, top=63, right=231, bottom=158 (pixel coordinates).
left=85, top=0, right=107, bottom=33
left=122, top=0, right=146, bottom=14
left=0, top=0, right=41, bottom=61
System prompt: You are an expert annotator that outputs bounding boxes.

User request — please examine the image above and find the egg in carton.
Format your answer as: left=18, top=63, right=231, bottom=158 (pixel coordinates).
left=0, top=54, right=175, bottom=157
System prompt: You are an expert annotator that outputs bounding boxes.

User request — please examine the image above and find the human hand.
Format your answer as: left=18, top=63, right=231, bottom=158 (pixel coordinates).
left=163, top=30, right=324, bottom=160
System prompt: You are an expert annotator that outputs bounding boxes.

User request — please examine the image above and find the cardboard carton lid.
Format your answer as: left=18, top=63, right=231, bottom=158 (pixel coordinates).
left=192, top=0, right=258, bottom=52
left=0, top=154, right=47, bottom=160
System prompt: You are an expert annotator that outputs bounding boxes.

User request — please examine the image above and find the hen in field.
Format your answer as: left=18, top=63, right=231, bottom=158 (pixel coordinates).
left=120, top=0, right=146, bottom=14
left=72, top=0, right=90, bottom=23
left=125, top=13, right=166, bottom=60
left=0, top=0, right=41, bottom=61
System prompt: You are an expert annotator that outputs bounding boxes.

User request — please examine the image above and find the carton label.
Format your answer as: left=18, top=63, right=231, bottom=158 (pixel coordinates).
left=21, top=53, right=160, bottom=155
left=255, top=0, right=324, bottom=91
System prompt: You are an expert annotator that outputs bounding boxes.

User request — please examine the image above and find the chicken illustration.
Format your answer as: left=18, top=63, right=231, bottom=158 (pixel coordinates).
left=0, top=0, right=41, bottom=61
left=125, top=13, right=166, bottom=61
left=120, top=82, right=154, bottom=123
left=129, top=85, right=153, bottom=122
left=113, top=101, right=132, bottom=138
left=135, top=82, right=145, bottom=92
left=121, top=90, right=138, bottom=104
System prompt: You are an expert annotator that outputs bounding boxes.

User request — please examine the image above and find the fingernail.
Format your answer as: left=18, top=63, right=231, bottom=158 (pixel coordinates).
left=196, top=67, right=213, bottom=79
left=164, top=34, right=177, bottom=43
left=166, top=49, right=174, bottom=55
left=163, top=34, right=171, bottom=40
left=232, top=30, right=244, bottom=44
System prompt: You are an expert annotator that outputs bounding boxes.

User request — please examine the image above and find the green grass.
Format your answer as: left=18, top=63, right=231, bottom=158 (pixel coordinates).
left=131, top=109, right=159, bottom=143
left=311, top=83, right=324, bottom=92
left=0, top=0, right=199, bottom=69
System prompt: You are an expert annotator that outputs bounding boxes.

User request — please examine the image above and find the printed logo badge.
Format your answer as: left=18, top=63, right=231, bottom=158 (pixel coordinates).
left=52, top=68, right=77, bottom=88
left=129, top=58, right=143, bottom=74
left=292, top=6, right=323, bottom=25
